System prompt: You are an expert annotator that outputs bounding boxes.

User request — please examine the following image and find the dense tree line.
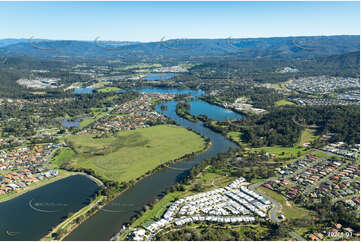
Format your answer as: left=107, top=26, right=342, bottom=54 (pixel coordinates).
left=211, top=105, right=359, bottom=147
left=202, top=85, right=284, bottom=109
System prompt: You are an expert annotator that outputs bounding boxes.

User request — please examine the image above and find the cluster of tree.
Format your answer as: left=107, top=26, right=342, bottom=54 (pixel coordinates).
left=208, top=105, right=359, bottom=147
left=155, top=221, right=290, bottom=241
left=201, top=85, right=284, bottom=109
left=0, top=91, right=140, bottom=137
left=175, top=101, right=197, bottom=122
left=300, top=196, right=360, bottom=234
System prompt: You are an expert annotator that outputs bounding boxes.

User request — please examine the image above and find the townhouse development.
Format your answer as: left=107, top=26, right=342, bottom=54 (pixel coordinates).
left=129, top=177, right=272, bottom=240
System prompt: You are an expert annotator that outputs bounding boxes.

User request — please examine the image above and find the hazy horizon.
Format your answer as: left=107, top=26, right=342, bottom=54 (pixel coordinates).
left=0, top=1, right=359, bottom=42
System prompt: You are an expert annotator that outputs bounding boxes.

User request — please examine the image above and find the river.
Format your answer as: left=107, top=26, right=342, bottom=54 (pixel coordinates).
left=1, top=88, right=240, bottom=241
left=64, top=93, right=239, bottom=240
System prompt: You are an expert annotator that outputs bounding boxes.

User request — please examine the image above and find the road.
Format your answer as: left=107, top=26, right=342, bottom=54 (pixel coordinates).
left=246, top=148, right=334, bottom=240
left=249, top=182, right=304, bottom=241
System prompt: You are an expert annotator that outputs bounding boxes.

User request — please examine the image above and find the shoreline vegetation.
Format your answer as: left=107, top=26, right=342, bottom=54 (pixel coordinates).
left=40, top=125, right=211, bottom=241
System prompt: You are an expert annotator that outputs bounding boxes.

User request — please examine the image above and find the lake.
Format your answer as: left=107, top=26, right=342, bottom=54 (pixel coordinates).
left=0, top=175, right=99, bottom=241
left=73, top=88, right=94, bottom=94
left=135, top=88, right=204, bottom=97
left=188, top=100, right=244, bottom=121
left=142, top=73, right=176, bottom=81
left=61, top=116, right=89, bottom=128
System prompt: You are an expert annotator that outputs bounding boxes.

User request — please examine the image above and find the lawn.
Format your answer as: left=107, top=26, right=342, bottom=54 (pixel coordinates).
left=227, top=131, right=246, bottom=146
left=51, top=148, right=76, bottom=168
left=253, top=146, right=309, bottom=158
left=90, top=81, right=111, bottom=88
left=257, top=186, right=312, bottom=220
left=79, top=117, right=95, bottom=129
left=97, top=87, right=121, bottom=93
left=297, top=128, right=318, bottom=146
left=274, top=99, right=296, bottom=107
left=65, top=125, right=206, bottom=182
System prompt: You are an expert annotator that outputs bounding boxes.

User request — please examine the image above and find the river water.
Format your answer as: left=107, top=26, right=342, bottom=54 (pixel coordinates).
left=188, top=100, right=244, bottom=121
left=1, top=88, right=241, bottom=241
left=65, top=95, right=239, bottom=240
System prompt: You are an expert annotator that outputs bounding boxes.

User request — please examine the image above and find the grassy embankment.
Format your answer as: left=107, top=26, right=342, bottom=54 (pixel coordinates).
left=97, top=87, right=121, bottom=93
left=41, top=195, right=105, bottom=241
left=274, top=99, right=296, bottom=107
left=226, top=131, right=247, bottom=146
left=64, top=125, right=206, bottom=183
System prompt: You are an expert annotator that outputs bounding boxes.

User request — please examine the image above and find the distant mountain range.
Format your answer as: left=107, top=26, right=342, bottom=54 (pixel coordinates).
left=0, top=35, right=359, bottom=62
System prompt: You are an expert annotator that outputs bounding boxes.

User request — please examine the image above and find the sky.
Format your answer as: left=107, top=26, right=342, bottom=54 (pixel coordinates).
left=0, top=1, right=359, bottom=42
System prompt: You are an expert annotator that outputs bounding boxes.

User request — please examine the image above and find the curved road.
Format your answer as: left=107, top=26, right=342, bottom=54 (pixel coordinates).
left=249, top=182, right=304, bottom=241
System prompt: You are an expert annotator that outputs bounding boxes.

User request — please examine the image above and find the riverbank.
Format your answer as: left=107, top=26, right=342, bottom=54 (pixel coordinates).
left=62, top=99, right=238, bottom=241
left=56, top=133, right=211, bottom=241
left=41, top=195, right=106, bottom=241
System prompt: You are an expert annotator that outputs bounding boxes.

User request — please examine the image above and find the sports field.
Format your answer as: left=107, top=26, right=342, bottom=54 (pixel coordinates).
left=64, top=125, right=206, bottom=182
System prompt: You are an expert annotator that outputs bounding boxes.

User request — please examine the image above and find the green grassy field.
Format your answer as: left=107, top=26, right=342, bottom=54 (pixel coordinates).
left=97, top=87, right=121, bottom=93
left=253, top=146, right=309, bottom=158
left=227, top=131, right=247, bottom=146
left=65, top=125, right=206, bottom=182
left=274, top=99, right=296, bottom=107
left=298, top=128, right=318, bottom=146
left=79, top=117, right=95, bottom=129
left=91, top=81, right=111, bottom=88
left=51, top=148, right=76, bottom=168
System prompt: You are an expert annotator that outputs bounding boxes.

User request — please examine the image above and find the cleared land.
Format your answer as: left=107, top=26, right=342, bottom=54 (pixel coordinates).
left=64, top=125, right=206, bottom=182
